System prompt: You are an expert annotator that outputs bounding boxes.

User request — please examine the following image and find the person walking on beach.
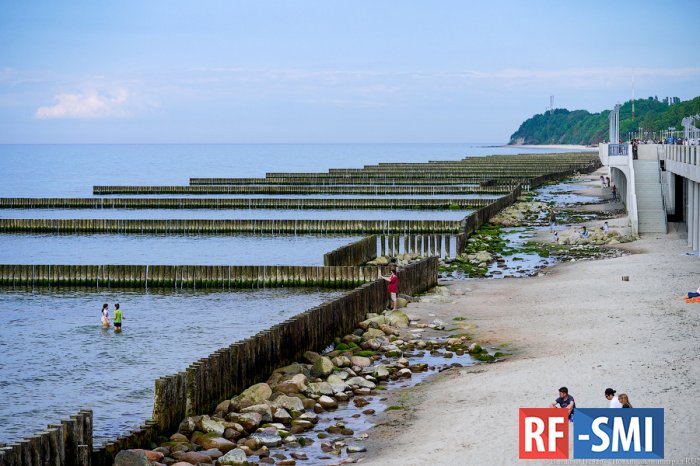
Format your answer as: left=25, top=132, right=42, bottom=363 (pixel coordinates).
left=611, top=184, right=617, bottom=201
left=605, top=388, right=622, bottom=408
left=382, top=267, right=399, bottom=311
left=600, top=175, right=605, bottom=188
left=113, top=303, right=123, bottom=332
left=606, top=176, right=611, bottom=188
left=101, top=303, right=110, bottom=328
left=548, top=208, right=556, bottom=232
left=602, top=221, right=609, bottom=234
left=618, top=393, right=632, bottom=408
left=550, top=386, right=575, bottom=421
left=580, top=226, right=589, bottom=239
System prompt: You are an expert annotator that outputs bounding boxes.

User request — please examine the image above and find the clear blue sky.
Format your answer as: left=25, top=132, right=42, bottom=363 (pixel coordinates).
left=1, top=0, right=698, bottom=144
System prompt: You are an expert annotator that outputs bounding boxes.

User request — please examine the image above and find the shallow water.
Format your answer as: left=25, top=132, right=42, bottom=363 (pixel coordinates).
left=0, top=233, right=365, bottom=265
left=0, top=287, right=345, bottom=445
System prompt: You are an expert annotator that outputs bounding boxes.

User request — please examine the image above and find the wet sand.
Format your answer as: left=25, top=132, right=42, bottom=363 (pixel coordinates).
left=363, top=169, right=700, bottom=465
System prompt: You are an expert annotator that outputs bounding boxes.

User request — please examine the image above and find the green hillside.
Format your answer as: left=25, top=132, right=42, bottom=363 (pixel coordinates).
left=509, top=96, right=700, bottom=145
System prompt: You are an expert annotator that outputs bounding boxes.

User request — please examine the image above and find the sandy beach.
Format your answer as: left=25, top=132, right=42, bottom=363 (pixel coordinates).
left=363, top=169, right=700, bottom=465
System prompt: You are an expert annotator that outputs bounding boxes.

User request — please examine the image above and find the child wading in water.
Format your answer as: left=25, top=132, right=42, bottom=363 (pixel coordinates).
left=101, top=303, right=110, bottom=328
left=113, top=303, right=123, bottom=332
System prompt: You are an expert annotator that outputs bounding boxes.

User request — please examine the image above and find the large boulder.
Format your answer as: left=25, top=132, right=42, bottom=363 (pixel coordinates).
left=362, top=328, right=386, bottom=341
left=385, top=310, right=409, bottom=328
left=345, top=377, right=376, bottom=389
left=271, top=394, right=305, bottom=412
left=310, top=356, right=334, bottom=378
left=274, top=373, right=308, bottom=394
left=227, top=412, right=262, bottom=431
left=240, top=404, right=273, bottom=423
left=197, top=416, right=225, bottom=435
left=249, top=431, right=283, bottom=448
left=194, top=434, right=236, bottom=453
left=218, top=448, right=249, bottom=465
left=306, top=381, right=334, bottom=396
left=233, top=383, right=272, bottom=410
left=114, top=450, right=151, bottom=466
left=350, top=356, right=371, bottom=368
left=172, top=450, right=213, bottom=464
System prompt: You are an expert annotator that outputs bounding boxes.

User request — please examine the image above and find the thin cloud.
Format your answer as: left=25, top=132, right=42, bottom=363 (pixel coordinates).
left=35, top=89, right=129, bottom=119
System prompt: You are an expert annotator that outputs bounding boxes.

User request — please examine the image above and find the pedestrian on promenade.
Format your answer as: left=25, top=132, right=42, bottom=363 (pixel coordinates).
left=114, top=303, right=123, bottom=332
left=606, top=176, right=611, bottom=188
left=382, top=267, right=399, bottom=311
left=606, top=388, right=622, bottom=408
left=618, top=393, right=633, bottom=408
left=101, top=303, right=110, bottom=328
left=548, top=208, right=556, bottom=232
left=550, top=386, right=575, bottom=422
left=611, top=184, right=617, bottom=201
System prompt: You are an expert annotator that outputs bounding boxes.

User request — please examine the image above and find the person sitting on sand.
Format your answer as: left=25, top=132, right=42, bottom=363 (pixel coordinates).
left=101, top=303, right=110, bottom=328
left=618, top=393, right=632, bottom=408
left=550, top=386, right=575, bottom=422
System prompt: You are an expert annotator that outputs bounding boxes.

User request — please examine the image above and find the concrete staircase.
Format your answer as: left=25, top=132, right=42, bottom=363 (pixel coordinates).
left=633, top=160, right=667, bottom=233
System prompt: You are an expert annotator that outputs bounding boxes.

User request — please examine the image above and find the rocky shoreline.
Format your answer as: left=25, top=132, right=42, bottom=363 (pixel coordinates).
left=114, top=301, right=500, bottom=466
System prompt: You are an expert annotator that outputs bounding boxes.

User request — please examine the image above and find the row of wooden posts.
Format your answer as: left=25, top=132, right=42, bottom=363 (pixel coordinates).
left=0, top=218, right=463, bottom=234
left=0, top=197, right=490, bottom=210
left=91, top=185, right=509, bottom=195
left=0, top=410, right=92, bottom=466
left=0, top=264, right=384, bottom=289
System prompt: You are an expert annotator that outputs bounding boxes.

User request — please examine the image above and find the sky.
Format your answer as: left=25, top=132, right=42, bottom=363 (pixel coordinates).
left=0, top=0, right=698, bottom=144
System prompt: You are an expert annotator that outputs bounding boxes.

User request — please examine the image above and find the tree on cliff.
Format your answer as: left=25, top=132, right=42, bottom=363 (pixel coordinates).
left=509, top=95, right=700, bottom=145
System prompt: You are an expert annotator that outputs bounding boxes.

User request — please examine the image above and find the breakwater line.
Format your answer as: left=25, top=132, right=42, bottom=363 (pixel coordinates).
left=0, top=218, right=462, bottom=234
left=0, top=264, right=381, bottom=289
left=92, top=185, right=506, bottom=195
left=92, top=257, right=438, bottom=465
left=0, top=197, right=493, bottom=210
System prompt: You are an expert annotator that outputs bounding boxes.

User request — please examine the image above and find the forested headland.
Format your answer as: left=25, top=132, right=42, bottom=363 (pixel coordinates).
left=509, top=96, right=700, bottom=145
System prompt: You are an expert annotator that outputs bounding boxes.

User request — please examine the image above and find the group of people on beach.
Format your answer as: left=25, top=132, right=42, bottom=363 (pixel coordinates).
left=101, top=303, right=123, bottom=331
left=599, top=175, right=617, bottom=201
left=550, top=386, right=633, bottom=421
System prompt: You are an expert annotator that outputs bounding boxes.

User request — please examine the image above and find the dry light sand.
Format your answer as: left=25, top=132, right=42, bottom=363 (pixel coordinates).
left=363, top=170, right=700, bottom=466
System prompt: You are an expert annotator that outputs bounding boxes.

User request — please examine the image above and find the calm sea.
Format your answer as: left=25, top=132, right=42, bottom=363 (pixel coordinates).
left=0, top=143, right=581, bottom=445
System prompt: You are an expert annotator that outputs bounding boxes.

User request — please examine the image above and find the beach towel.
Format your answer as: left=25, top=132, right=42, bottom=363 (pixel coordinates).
left=685, top=296, right=700, bottom=304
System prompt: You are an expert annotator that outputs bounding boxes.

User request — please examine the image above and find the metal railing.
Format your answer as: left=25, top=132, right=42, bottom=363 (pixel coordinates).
left=608, top=144, right=629, bottom=156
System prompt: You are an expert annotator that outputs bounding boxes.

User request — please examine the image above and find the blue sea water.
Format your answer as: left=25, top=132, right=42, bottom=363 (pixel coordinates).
left=0, top=143, right=585, bottom=445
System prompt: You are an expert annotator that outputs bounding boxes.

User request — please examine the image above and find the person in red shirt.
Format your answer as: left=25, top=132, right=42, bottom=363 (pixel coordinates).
left=382, top=268, right=399, bottom=311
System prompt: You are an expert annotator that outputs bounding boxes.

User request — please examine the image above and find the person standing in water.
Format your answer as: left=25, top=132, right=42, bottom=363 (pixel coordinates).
left=101, top=303, right=110, bottom=328
left=113, top=303, right=123, bottom=332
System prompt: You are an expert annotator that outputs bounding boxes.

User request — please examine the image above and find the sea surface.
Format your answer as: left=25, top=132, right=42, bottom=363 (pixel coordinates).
left=0, top=143, right=583, bottom=445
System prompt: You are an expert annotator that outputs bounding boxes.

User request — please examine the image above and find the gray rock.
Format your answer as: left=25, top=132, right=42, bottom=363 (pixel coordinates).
left=273, top=407, right=292, bottom=424
left=306, top=381, right=334, bottom=396
left=271, top=394, right=305, bottom=412
left=385, top=310, right=410, bottom=328
left=218, top=447, right=249, bottom=465
left=241, top=404, right=272, bottom=423
left=347, top=444, right=367, bottom=453
left=234, top=383, right=272, bottom=410
left=250, top=431, right=283, bottom=447
left=345, top=377, right=376, bottom=389
left=350, top=356, right=371, bottom=368
left=318, top=395, right=338, bottom=409
left=311, top=356, right=334, bottom=378
left=114, top=450, right=151, bottom=466
left=198, top=416, right=225, bottom=436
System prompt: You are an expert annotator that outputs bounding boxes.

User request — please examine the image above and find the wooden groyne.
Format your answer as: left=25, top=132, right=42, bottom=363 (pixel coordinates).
left=0, top=197, right=490, bottom=210
left=0, top=264, right=383, bottom=289
left=88, top=257, right=438, bottom=465
left=0, top=410, right=92, bottom=466
left=91, top=185, right=507, bottom=195
left=323, top=235, right=377, bottom=266
left=0, top=218, right=462, bottom=234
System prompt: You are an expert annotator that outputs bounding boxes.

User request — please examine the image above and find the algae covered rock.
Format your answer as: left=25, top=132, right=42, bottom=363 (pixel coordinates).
left=310, top=356, right=334, bottom=378
left=233, top=383, right=272, bottom=410
left=219, top=448, right=249, bottom=465
left=385, top=310, right=409, bottom=328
